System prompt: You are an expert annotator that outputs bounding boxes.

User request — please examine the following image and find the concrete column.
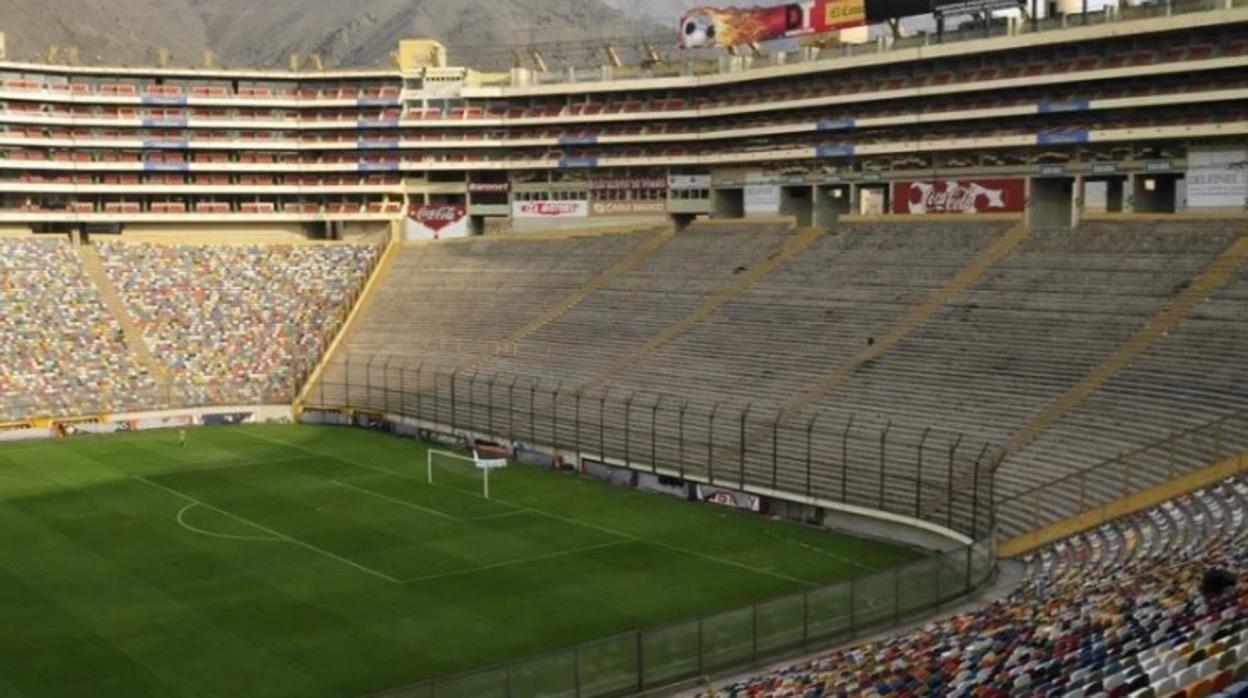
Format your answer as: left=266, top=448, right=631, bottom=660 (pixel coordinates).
left=1072, top=175, right=1083, bottom=227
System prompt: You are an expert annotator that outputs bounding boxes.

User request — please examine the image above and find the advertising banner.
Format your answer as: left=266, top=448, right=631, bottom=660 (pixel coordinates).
left=744, top=184, right=781, bottom=214
left=679, top=0, right=866, bottom=48
left=695, top=485, right=762, bottom=512
left=468, top=182, right=511, bottom=194
left=405, top=203, right=469, bottom=240
left=589, top=176, right=668, bottom=191
left=582, top=459, right=637, bottom=488
left=512, top=200, right=589, bottom=219
left=1187, top=148, right=1248, bottom=209
left=636, top=473, right=690, bottom=499
left=891, top=179, right=1025, bottom=214
left=590, top=200, right=669, bottom=217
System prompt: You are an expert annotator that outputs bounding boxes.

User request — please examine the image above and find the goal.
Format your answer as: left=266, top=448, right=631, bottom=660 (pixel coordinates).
left=426, top=449, right=508, bottom=499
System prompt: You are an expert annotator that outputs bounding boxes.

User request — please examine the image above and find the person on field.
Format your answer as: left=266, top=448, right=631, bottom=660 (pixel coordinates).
left=178, top=428, right=187, bottom=449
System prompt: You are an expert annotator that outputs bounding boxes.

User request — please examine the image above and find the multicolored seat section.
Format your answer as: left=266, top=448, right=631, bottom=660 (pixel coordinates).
left=710, top=477, right=1248, bottom=698
left=0, top=236, right=377, bottom=422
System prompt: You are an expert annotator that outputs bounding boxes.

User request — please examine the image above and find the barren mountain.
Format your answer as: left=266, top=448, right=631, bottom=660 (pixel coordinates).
left=0, top=0, right=670, bottom=70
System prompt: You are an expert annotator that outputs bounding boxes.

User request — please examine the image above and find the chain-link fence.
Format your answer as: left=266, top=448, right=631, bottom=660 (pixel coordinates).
left=308, top=355, right=999, bottom=540
left=365, top=535, right=996, bottom=698
left=305, top=355, right=1002, bottom=697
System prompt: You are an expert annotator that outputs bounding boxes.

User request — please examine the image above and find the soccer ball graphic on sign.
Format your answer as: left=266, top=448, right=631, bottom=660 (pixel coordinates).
left=681, top=11, right=717, bottom=48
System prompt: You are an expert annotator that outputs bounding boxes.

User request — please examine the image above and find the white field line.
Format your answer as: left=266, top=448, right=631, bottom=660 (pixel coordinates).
left=329, top=479, right=461, bottom=521
left=237, top=429, right=817, bottom=587
left=135, top=474, right=403, bottom=584
left=464, top=510, right=529, bottom=522
left=401, top=540, right=632, bottom=585
left=765, top=531, right=875, bottom=571
left=176, top=503, right=282, bottom=543
left=333, top=471, right=525, bottom=520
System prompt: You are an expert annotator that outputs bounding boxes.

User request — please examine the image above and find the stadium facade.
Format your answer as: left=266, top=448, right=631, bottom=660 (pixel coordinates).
left=0, top=3, right=1245, bottom=241
left=2, top=5, right=1248, bottom=696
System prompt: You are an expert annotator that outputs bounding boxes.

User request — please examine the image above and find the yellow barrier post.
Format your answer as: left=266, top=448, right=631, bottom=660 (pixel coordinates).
left=1168, top=433, right=1177, bottom=480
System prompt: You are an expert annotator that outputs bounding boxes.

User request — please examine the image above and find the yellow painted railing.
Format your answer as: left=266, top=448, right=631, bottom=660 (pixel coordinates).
left=998, top=406, right=1248, bottom=557
left=1001, top=450, right=1248, bottom=558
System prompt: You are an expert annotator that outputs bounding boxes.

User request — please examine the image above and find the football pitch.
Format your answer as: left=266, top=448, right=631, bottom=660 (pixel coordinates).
left=0, top=424, right=922, bottom=698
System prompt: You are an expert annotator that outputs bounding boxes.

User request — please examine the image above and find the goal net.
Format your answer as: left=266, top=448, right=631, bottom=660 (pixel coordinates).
left=427, top=449, right=508, bottom=498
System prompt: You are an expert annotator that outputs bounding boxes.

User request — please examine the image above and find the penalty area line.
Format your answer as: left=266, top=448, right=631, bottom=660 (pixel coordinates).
left=176, top=503, right=282, bottom=543
left=235, top=429, right=817, bottom=587
left=401, top=540, right=632, bottom=585
left=134, top=475, right=403, bottom=584
left=330, top=479, right=461, bottom=521
left=331, top=480, right=528, bottom=523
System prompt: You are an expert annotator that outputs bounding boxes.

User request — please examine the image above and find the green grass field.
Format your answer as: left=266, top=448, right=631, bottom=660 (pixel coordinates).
left=0, top=424, right=922, bottom=698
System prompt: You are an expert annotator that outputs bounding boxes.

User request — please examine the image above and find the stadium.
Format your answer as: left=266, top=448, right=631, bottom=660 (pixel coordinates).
left=0, top=0, right=1247, bottom=695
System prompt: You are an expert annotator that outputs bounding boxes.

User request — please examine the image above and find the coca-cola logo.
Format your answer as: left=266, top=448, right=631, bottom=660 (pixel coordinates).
left=408, top=204, right=465, bottom=231
left=899, top=180, right=1020, bottom=214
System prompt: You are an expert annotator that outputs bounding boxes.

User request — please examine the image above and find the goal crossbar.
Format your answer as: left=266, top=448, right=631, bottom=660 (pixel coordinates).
left=427, top=449, right=507, bottom=499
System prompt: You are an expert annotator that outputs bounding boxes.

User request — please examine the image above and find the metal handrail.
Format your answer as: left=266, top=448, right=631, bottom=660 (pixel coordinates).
left=996, top=405, right=1248, bottom=508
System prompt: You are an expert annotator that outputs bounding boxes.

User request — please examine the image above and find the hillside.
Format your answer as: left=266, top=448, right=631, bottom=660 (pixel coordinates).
left=0, top=0, right=669, bottom=70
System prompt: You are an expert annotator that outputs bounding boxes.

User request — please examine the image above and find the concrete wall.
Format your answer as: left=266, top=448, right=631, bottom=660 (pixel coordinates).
left=858, top=185, right=888, bottom=215
left=0, top=224, right=33, bottom=238
left=340, top=221, right=392, bottom=241
left=1133, top=173, right=1180, bottom=213
left=668, top=198, right=714, bottom=216
left=118, top=222, right=315, bottom=242
left=712, top=188, right=746, bottom=218
left=814, top=184, right=852, bottom=227
left=780, top=185, right=814, bottom=227
left=1028, top=176, right=1075, bottom=228
left=508, top=215, right=668, bottom=233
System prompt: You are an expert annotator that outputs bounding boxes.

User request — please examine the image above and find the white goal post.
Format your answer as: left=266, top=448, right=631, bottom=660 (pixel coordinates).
left=427, top=449, right=509, bottom=499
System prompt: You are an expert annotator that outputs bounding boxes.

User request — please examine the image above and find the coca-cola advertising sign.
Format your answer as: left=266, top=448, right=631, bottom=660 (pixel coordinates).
left=892, top=179, right=1025, bottom=215
left=405, top=203, right=469, bottom=240
left=512, top=200, right=589, bottom=219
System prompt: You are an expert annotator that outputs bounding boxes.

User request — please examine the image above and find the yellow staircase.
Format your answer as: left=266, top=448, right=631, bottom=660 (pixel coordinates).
left=780, top=222, right=1033, bottom=418
left=579, top=225, right=827, bottom=393
left=452, top=226, right=678, bottom=373
left=78, top=244, right=169, bottom=388
left=1001, top=233, right=1248, bottom=458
